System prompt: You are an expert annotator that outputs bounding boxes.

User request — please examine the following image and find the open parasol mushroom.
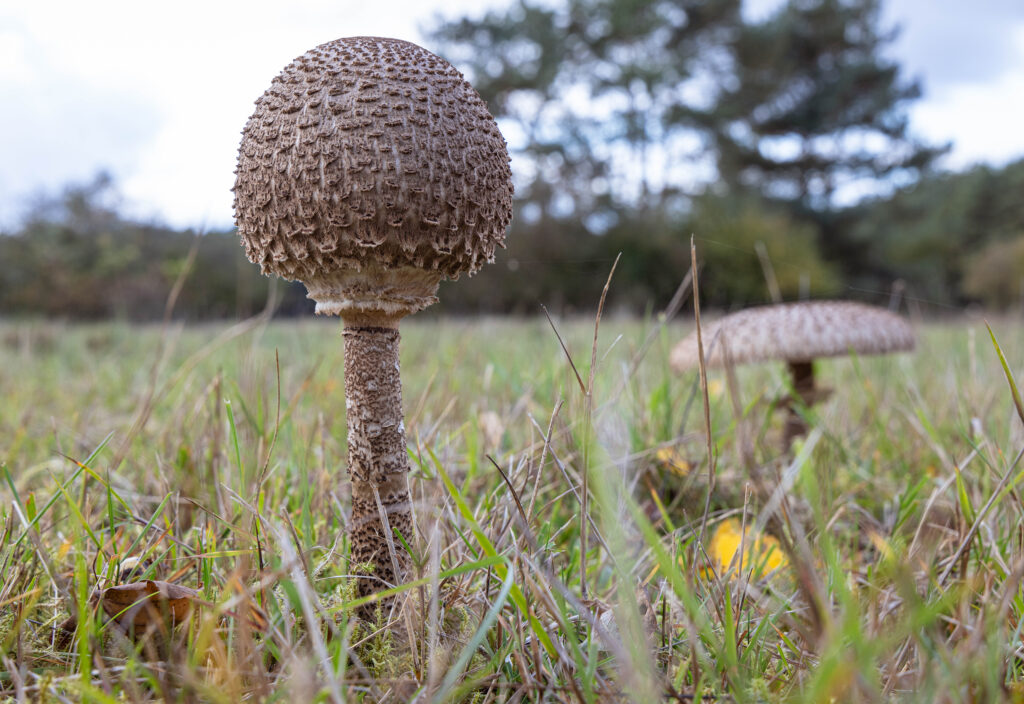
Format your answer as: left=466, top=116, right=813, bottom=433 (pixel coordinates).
left=670, top=301, right=915, bottom=447
left=233, top=37, right=513, bottom=609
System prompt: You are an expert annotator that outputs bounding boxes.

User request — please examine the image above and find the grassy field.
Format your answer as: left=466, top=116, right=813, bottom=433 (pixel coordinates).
left=3, top=311, right=1024, bottom=702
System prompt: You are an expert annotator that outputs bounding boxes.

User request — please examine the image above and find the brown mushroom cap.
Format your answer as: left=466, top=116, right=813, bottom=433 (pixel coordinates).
left=669, top=301, right=915, bottom=371
left=233, top=37, right=513, bottom=317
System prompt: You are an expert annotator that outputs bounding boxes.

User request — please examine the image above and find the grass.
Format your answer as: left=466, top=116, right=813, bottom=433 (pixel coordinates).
left=2, top=308, right=1024, bottom=702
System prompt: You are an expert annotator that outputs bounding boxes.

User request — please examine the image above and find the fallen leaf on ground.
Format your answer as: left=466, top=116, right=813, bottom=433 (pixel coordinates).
left=654, top=446, right=691, bottom=476
left=96, top=580, right=199, bottom=630
left=707, top=518, right=788, bottom=578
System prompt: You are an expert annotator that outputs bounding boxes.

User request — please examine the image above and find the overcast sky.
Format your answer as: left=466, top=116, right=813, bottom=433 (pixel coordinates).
left=2, top=0, right=1023, bottom=230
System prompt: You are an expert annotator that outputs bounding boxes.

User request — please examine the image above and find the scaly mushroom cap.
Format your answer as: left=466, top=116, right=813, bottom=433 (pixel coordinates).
left=233, top=37, right=513, bottom=317
left=669, top=301, right=915, bottom=371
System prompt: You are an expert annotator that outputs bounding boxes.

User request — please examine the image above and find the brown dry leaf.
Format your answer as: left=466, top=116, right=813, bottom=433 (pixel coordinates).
left=97, top=580, right=199, bottom=630
left=226, top=574, right=270, bottom=631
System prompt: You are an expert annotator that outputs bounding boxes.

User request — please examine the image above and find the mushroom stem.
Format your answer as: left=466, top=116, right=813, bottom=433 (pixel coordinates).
left=342, top=322, right=414, bottom=608
left=789, top=360, right=815, bottom=400
left=783, top=360, right=815, bottom=450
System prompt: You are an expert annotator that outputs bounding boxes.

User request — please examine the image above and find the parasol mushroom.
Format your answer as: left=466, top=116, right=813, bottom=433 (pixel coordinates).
left=670, top=301, right=915, bottom=447
left=233, top=37, right=513, bottom=608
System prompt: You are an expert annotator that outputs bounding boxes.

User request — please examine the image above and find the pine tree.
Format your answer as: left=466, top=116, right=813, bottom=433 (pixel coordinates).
left=703, top=0, right=945, bottom=210
left=428, top=0, right=740, bottom=223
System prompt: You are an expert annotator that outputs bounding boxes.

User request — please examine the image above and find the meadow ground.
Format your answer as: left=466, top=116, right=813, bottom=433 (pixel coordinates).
left=2, top=311, right=1024, bottom=702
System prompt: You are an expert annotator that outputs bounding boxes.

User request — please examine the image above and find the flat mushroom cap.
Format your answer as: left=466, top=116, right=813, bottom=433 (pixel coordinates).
left=233, top=37, right=513, bottom=317
left=669, top=301, right=915, bottom=372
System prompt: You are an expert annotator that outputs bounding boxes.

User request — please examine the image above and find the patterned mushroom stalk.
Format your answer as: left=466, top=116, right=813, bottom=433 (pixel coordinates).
left=670, top=301, right=915, bottom=448
left=233, top=37, right=513, bottom=605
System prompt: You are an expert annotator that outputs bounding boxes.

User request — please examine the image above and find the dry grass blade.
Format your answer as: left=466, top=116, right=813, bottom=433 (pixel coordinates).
left=162, top=235, right=201, bottom=324
left=526, top=399, right=563, bottom=522
left=371, top=485, right=404, bottom=601
left=257, top=349, right=283, bottom=485
left=690, top=236, right=716, bottom=546
left=525, top=413, right=615, bottom=558
left=541, top=303, right=586, bottom=395
left=487, top=454, right=530, bottom=530
left=588, top=252, right=621, bottom=394
left=109, top=239, right=199, bottom=471
left=609, top=268, right=693, bottom=404
left=754, top=240, right=782, bottom=304
left=939, top=444, right=1024, bottom=586
left=580, top=252, right=621, bottom=596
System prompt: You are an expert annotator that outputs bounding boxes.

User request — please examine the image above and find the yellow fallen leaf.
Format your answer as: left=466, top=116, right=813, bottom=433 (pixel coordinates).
left=655, top=447, right=691, bottom=477
left=708, top=378, right=724, bottom=399
left=708, top=518, right=788, bottom=578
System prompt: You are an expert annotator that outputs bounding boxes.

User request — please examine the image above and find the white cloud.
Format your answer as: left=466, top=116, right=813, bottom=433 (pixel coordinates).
left=0, top=22, right=162, bottom=224
left=885, top=0, right=1024, bottom=88
left=0, top=0, right=497, bottom=229
left=912, top=60, right=1024, bottom=169
left=0, top=30, right=33, bottom=83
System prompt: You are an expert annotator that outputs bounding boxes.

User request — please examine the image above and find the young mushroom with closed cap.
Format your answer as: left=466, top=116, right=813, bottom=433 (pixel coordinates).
left=670, top=301, right=915, bottom=448
left=233, top=37, right=513, bottom=609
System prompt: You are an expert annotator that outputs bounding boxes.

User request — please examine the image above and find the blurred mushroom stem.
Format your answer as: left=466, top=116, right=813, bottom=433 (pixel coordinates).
left=782, top=360, right=834, bottom=450
left=342, top=318, right=414, bottom=607
left=790, top=360, right=814, bottom=396
left=782, top=360, right=814, bottom=449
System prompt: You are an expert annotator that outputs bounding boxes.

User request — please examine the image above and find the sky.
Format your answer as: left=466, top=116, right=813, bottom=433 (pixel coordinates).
left=2, top=0, right=1023, bottom=230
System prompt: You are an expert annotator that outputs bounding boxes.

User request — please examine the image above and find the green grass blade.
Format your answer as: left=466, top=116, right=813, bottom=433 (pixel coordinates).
left=433, top=449, right=559, bottom=657
left=986, top=322, right=1024, bottom=426
left=434, top=557, right=516, bottom=702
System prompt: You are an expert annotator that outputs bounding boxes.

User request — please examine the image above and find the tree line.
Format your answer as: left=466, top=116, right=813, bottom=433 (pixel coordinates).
left=1, top=0, right=1022, bottom=319
left=2, top=159, right=1022, bottom=319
